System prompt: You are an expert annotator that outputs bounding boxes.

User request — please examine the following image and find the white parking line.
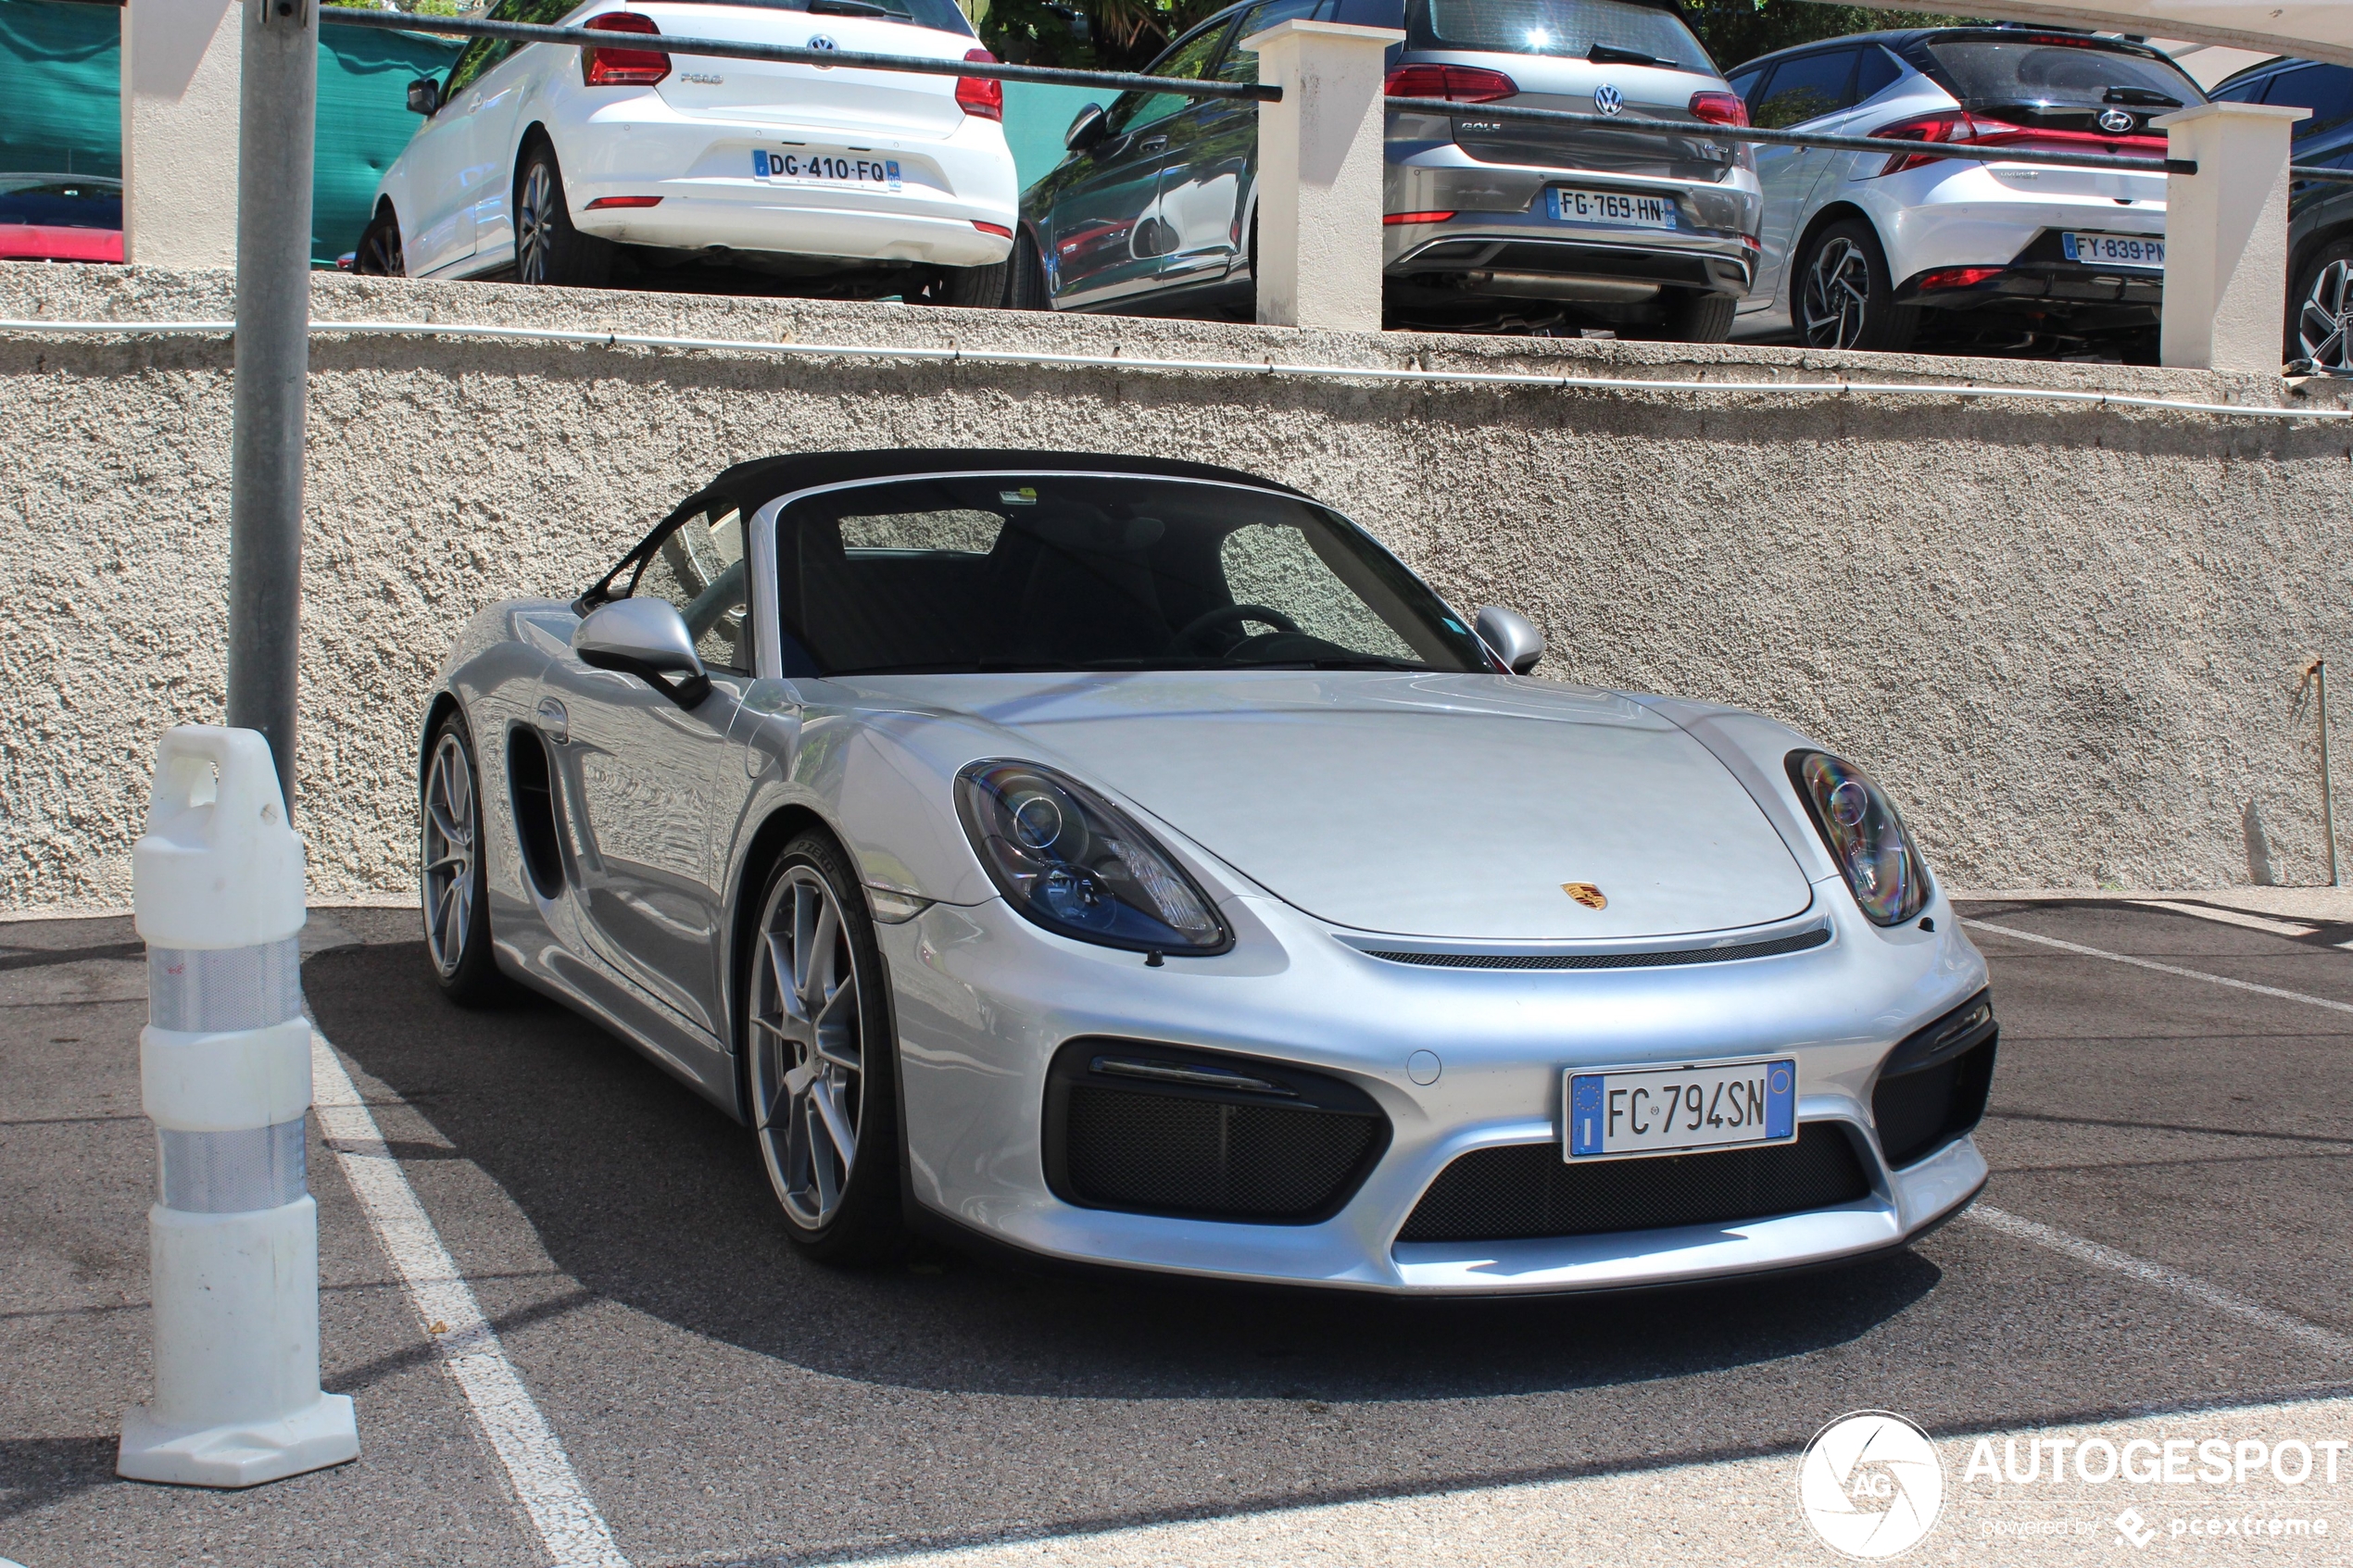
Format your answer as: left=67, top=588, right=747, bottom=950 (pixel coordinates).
left=1965, top=1205, right=2353, bottom=1360
left=1960, top=919, right=2353, bottom=1017
left=309, top=1027, right=633, bottom=1568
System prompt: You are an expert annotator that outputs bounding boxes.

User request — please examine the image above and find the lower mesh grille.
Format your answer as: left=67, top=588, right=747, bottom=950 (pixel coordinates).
left=1063, top=1086, right=1380, bottom=1220
left=1046, top=1039, right=1390, bottom=1224
left=1873, top=1038, right=1998, bottom=1169
left=1396, top=1123, right=1871, bottom=1244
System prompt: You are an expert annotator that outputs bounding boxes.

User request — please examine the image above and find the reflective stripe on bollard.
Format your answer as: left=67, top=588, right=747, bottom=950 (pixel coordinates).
left=117, top=725, right=359, bottom=1488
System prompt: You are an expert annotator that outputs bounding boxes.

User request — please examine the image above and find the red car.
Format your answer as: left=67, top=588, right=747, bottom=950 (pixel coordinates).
left=0, top=175, right=123, bottom=263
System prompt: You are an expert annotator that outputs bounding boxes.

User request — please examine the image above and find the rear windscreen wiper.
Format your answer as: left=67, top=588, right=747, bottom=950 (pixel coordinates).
left=2104, top=86, right=2183, bottom=107
left=809, top=0, right=895, bottom=16
left=1589, top=42, right=1673, bottom=69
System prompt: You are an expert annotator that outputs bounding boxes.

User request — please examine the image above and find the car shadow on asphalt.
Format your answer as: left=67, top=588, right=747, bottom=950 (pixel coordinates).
left=305, top=938, right=1941, bottom=1403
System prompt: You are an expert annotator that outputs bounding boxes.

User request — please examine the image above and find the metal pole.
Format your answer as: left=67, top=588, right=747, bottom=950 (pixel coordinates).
left=2322, top=658, right=2341, bottom=887
left=225, top=0, right=317, bottom=821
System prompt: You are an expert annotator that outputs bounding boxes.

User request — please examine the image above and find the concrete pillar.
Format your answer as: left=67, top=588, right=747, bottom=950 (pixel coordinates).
left=1245, top=19, right=1403, bottom=332
left=2156, top=101, right=2308, bottom=373
left=121, top=0, right=242, bottom=269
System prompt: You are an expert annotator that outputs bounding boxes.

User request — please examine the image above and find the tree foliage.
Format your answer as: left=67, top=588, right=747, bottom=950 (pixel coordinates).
left=1680, top=2, right=1982, bottom=74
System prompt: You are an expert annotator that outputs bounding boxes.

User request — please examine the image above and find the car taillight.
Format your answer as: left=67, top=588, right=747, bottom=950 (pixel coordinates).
left=1383, top=210, right=1455, bottom=225
left=1687, top=90, right=1748, bottom=128
left=1871, top=109, right=2170, bottom=176
left=972, top=220, right=1013, bottom=238
left=957, top=49, right=1003, bottom=120
left=1384, top=64, right=1517, bottom=104
left=1870, top=111, right=1970, bottom=175
left=583, top=12, right=668, bottom=87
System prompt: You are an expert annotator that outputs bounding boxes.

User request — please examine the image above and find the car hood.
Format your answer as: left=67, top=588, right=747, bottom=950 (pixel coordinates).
left=848, top=671, right=1816, bottom=941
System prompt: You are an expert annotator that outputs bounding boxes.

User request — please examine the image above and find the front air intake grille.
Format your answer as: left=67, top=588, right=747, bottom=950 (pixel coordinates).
left=1873, top=990, right=1999, bottom=1169
left=1045, top=1038, right=1390, bottom=1224
left=1363, top=927, right=1831, bottom=971
left=1396, top=1123, right=1871, bottom=1244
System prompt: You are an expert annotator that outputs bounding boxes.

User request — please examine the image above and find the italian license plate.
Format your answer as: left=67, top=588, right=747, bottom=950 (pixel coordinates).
left=2061, top=231, right=2163, bottom=270
left=754, top=149, right=901, bottom=191
left=1549, top=186, right=1679, bottom=230
left=1565, top=1058, right=1795, bottom=1160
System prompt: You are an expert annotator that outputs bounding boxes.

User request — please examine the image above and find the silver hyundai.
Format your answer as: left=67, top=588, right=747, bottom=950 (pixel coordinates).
left=1013, top=0, right=1763, bottom=338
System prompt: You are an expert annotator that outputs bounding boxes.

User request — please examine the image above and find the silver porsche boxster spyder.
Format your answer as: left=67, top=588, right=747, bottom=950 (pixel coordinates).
left=419, top=449, right=1994, bottom=1294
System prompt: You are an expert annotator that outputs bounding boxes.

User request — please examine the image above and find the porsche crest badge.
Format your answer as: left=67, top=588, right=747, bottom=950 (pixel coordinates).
left=1562, top=883, right=1607, bottom=910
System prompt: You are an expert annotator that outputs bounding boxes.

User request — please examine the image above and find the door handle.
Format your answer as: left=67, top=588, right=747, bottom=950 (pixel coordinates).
left=535, top=696, right=570, bottom=744
left=1138, top=136, right=1168, bottom=155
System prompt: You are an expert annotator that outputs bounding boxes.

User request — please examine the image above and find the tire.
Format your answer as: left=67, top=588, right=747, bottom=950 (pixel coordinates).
left=1660, top=290, right=1736, bottom=344
left=513, top=139, right=611, bottom=289
left=937, top=255, right=1011, bottom=308
left=354, top=207, right=405, bottom=277
left=744, top=831, right=903, bottom=1261
left=1794, top=219, right=1918, bottom=353
left=2288, top=237, right=2353, bottom=370
left=420, top=712, right=509, bottom=1006
left=1006, top=229, right=1051, bottom=310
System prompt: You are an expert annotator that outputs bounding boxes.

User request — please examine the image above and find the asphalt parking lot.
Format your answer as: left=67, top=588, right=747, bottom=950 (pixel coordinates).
left=6, top=896, right=2353, bottom=1566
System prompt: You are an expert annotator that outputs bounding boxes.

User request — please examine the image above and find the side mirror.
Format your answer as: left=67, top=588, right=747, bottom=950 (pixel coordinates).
left=1475, top=605, right=1545, bottom=675
left=574, top=598, right=711, bottom=708
left=1063, top=103, right=1109, bottom=153
left=407, top=77, right=442, bottom=116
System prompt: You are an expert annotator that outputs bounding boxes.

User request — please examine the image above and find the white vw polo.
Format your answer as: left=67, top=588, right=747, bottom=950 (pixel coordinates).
left=354, top=0, right=1017, bottom=301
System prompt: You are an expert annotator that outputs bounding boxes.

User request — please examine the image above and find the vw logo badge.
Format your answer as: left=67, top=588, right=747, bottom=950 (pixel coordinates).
left=807, top=32, right=837, bottom=48
left=2096, top=107, right=2135, bottom=133
left=1594, top=83, right=1624, bottom=117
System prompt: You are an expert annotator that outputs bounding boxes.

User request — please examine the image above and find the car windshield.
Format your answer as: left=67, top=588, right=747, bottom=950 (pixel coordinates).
left=773, top=473, right=1493, bottom=677
left=0, top=178, right=121, bottom=231
left=1922, top=37, right=2202, bottom=111
left=694, top=0, right=975, bottom=37
left=1407, top=0, right=1707, bottom=70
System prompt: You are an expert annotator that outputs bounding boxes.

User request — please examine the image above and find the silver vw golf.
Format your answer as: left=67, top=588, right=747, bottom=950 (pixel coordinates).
left=420, top=450, right=1993, bottom=1293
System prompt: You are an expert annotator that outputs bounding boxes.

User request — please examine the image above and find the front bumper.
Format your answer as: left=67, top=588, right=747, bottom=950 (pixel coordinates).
left=884, top=877, right=1990, bottom=1295
left=559, top=98, right=1015, bottom=268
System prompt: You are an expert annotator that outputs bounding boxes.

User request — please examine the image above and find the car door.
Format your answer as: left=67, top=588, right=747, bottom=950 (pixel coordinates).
left=1743, top=46, right=1860, bottom=313
left=540, top=505, right=754, bottom=1040
left=399, top=33, right=510, bottom=274
left=1152, top=0, right=1318, bottom=293
left=1046, top=22, right=1228, bottom=308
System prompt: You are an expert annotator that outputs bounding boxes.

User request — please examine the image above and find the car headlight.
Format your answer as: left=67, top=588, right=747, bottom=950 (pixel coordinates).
left=955, top=760, right=1231, bottom=955
left=1786, top=750, right=1930, bottom=926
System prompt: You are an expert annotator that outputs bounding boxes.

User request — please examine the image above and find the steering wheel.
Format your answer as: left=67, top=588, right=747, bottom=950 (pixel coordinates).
left=1173, top=603, right=1301, bottom=656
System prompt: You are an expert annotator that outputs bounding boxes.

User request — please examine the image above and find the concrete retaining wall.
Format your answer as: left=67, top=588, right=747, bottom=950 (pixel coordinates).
left=5, top=261, right=2349, bottom=913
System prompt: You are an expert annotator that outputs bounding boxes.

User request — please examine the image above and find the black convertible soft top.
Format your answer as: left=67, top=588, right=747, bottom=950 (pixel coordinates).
left=584, top=450, right=1305, bottom=609
left=707, top=448, right=1306, bottom=513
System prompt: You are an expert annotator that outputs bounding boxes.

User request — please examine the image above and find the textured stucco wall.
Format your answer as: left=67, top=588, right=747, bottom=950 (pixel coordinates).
left=4, top=261, right=2349, bottom=913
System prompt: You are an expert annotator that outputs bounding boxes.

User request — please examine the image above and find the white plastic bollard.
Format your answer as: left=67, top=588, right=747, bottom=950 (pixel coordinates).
left=117, top=725, right=359, bottom=1487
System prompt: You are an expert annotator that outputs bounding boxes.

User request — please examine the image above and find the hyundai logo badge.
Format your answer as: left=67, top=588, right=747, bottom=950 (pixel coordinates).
left=2096, top=107, right=2134, bottom=133
left=1594, top=83, right=1624, bottom=116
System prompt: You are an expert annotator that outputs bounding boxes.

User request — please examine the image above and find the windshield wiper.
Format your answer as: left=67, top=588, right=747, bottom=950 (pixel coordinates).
left=1589, top=42, right=1672, bottom=69
left=2104, top=86, right=2182, bottom=107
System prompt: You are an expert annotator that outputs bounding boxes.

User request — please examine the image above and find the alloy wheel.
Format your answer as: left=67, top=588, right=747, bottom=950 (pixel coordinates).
left=422, top=732, right=477, bottom=978
left=749, top=865, right=866, bottom=1230
left=517, top=160, right=554, bottom=285
left=1801, top=237, right=1872, bottom=350
left=2298, top=258, right=2353, bottom=370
